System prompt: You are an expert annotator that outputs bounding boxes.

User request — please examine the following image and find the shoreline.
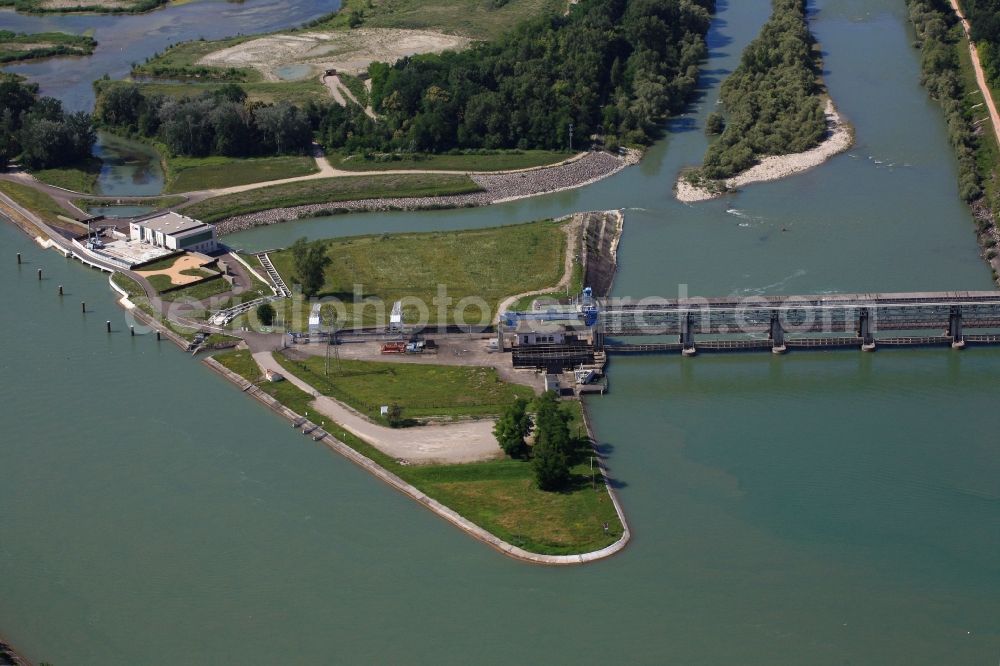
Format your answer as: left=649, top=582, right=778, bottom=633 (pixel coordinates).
left=675, top=100, right=854, bottom=203
left=214, top=149, right=640, bottom=235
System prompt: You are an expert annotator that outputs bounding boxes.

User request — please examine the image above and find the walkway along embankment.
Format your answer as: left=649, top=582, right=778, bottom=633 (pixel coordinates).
left=203, top=356, right=631, bottom=565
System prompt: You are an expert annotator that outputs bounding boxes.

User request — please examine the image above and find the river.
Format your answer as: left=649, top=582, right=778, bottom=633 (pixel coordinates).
left=1, top=0, right=998, bottom=663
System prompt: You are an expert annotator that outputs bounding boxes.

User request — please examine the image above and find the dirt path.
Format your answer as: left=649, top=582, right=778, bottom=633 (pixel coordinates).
left=494, top=216, right=581, bottom=321
left=325, top=74, right=378, bottom=120
left=322, top=74, right=348, bottom=106
left=948, top=0, right=1000, bottom=150
left=252, top=351, right=504, bottom=464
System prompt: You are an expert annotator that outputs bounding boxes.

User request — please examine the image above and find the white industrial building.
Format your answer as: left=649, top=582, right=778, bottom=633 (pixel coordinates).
left=129, top=212, right=218, bottom=254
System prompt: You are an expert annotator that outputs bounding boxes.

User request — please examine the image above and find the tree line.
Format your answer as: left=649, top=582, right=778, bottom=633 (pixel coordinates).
left=320, top=0, right=714, bottom=154
left=696, top=0, right=826, bottom=180
left=94, top=82, right=315, bottom=158
left=494, top=391, right=582, bottom=492
left=0, top=74, right=94, bottom=170
left=92, top=0, right=714, bottom=160
left=908, top=0, right=984, bottom=203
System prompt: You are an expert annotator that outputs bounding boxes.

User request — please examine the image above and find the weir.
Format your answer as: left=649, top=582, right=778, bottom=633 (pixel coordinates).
left=599, top=291, right=1000, bottom=354
left=504, top=291, right=1000, bottom=356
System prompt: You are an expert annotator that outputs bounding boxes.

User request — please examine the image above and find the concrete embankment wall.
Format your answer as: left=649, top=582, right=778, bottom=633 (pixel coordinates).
left=580, top=209, right=624, bottom=297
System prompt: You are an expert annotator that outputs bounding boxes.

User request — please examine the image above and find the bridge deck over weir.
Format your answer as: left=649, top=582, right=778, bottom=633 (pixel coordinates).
left=594, top=291, right=1000, bottom=354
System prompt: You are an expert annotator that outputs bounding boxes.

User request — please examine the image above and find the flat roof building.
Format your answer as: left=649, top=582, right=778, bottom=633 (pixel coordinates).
left=129, top=212, right=218, bottom=254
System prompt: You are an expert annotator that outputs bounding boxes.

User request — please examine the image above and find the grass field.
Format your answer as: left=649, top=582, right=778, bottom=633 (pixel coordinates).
left=268, top=219, right=566, bottom=326
left=165, top=155, right=319, bottom=193
left=0, top=30, right=96, bottom=62
left=323, top=0, right=564, bottom=39
left=214, top=349, right=622, bottom=555
left=184, top=173, right=481, bottom=222
left=29, top=158, right=102, bottom=194
left=329, top=150, right=573, bottom=172
left=275, top=352, right=534, bottom=422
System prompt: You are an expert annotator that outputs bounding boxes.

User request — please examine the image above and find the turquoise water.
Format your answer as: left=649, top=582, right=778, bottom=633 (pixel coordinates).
left=1, top=0, right=999, bottom=663
left=274, top=63, right=314, bottom=81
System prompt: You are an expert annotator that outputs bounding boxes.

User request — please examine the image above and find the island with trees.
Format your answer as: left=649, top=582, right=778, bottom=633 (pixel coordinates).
left=676, top=0, right=853, bottom=202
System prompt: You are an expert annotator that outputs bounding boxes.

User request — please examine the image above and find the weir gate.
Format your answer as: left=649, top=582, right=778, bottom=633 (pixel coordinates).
left=504, top=291, right=1000, bottom=359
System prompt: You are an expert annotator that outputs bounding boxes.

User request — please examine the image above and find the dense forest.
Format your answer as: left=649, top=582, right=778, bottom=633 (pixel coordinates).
left=320, top=0, right=714, bottom=153
left=960, top=0, right=1000, bottom=85
left=0, top=74, right=95, bottom=169
left=94, top=83, right=316, bottom=157
left=96, top=0, right=715, bottom=159
left=908, top=0, right=983, bottom=203
left=696, top=0, right=826, bottom=180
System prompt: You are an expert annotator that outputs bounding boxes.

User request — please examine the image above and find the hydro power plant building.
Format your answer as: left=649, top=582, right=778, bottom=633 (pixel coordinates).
left=129, top=212, right=218, bottom=254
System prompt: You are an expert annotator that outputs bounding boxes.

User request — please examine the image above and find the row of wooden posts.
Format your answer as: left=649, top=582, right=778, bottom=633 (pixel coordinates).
left=19, top=252, right=160, bottom=340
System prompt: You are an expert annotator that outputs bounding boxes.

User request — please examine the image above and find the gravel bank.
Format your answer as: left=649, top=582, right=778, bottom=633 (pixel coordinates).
left=675, top=100, right=853, bottom=203
left=215, top=150, right=637, bottom=235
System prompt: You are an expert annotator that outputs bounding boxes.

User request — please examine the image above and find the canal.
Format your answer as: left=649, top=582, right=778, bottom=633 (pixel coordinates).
left=1, top=0, right=998, bottom=663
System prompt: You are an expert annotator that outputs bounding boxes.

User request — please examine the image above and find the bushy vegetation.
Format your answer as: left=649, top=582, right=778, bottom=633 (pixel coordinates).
left=318, top=0, right=714, bottom=153
left=0, top=30, right=96, bottom=63
left=0, top=75, right=95, bottom=170
left=94, top=82, right=316, bottom=158
left=909, top=0, right=984, bottom=202
left=697, top=0, right=826, bottom=179
left=183, top=172, right=480, bottom=222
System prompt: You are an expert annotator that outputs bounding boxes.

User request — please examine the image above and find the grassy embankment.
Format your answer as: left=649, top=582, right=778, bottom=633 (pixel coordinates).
left=0, top=180, right=82, bottom=234
left=30, top=158, right=102, bottom=194
left=164, top=155, right=319, bottom=193
left=0, top=30, right=96, bottom=62
left=183, top=172, right=481, bottom=222
left=94, top=77, right=330, bottom=107
left=686, top=0, right=826, bottom=184
left=214, top=348, right=621, bottom=555
left=274, top=352, right=534, bottom=422
left=267, top=218, right=566, bottom=327
left=327, top=150, right=573, bottom=172
left=0, top=0, right=167, bottom=14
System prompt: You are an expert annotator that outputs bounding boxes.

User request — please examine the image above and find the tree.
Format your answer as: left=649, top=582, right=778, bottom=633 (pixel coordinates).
left=531, top=391, right=572, bottom=491
left=290, top=237, right=332, bottom=298
left=705, top=111, right=725, bottom=135
left=256, top=302, right=276, bottom=326
left=386, top=403, right=403, bottom=427
left=493, top=397, right=532, bottom=459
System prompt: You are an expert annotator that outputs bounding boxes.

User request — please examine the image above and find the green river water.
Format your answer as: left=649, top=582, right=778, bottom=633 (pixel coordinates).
left=1, top=0, right=999, bottom=663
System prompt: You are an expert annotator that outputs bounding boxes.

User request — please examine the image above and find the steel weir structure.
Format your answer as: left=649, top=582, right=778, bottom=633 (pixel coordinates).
left=594, top=291, right=1000, bottom=354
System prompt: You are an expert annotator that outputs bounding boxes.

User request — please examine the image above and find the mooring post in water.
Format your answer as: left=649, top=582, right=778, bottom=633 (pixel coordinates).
left=81, top=301, right=86, bottom=313
left=17, top=252, right=21, bottom=264
left=59, top=285, right=64, bottom=296
left=37, top=268, right=42, bottom=280
left=106, top=320, right=111, bottom=333
left=156, top=330, right=161, bottom=341
left=130, top=325, right=135, bottom=337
